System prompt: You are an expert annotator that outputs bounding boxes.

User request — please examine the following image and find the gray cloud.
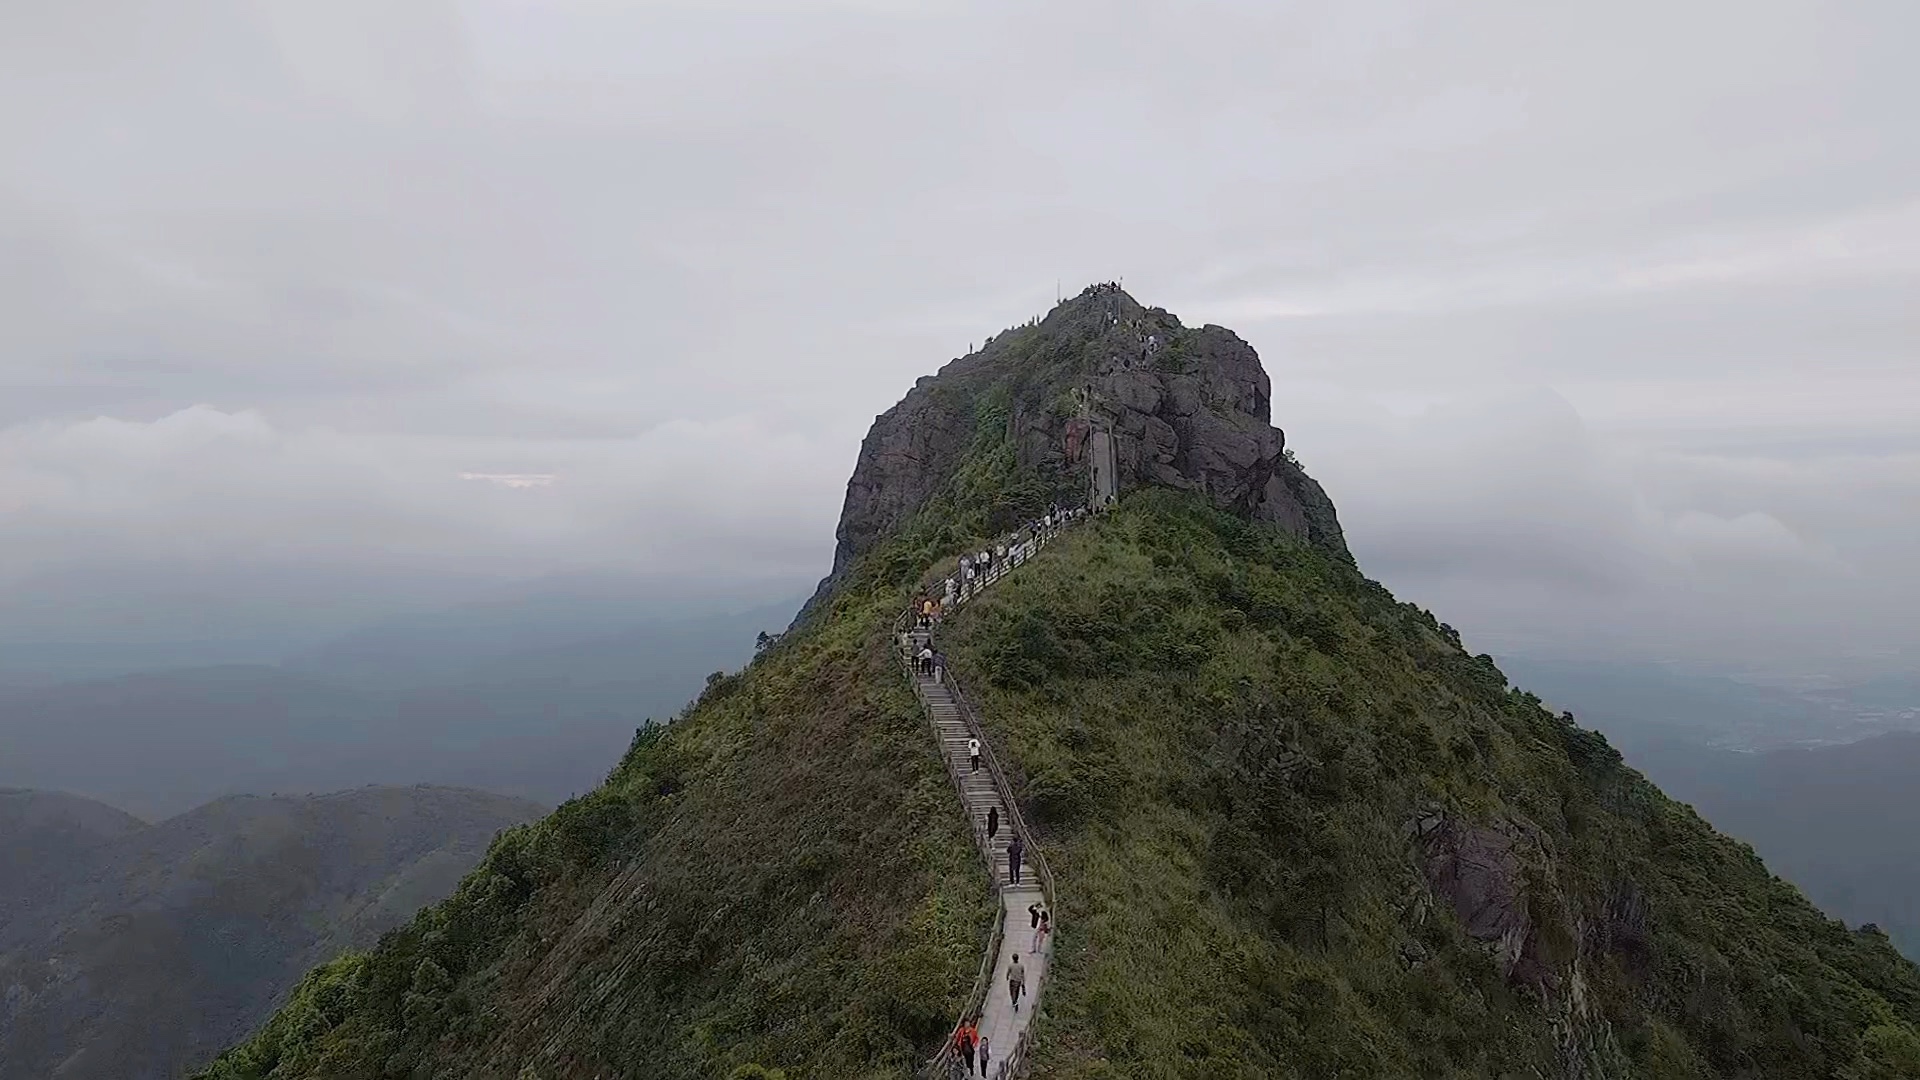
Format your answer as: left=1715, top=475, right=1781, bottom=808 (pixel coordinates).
left=1, top=0, right=1915, bottom=675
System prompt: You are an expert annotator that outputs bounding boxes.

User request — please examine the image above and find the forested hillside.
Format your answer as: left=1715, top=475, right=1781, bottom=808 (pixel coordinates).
left=201, top=287, right=1920, bottom=1079
left=943, top=492, right=1920, bottom=1077
left=1, top=786, right=541, bottom=1080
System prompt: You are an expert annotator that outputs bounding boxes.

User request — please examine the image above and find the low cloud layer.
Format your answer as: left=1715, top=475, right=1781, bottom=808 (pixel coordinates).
left=1, top=1, right=1914, bottom=676
left=1287, top=385, right=1918, bottom=675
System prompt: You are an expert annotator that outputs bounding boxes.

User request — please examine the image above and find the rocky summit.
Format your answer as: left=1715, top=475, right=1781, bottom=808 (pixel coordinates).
left=805, top=285, right=1345, bottom=619
left=200, top=288, right=1920, bottom=1080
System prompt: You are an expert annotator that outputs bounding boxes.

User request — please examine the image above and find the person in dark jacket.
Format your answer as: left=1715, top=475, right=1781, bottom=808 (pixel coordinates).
left=986, top=805, right=999, bottom=842
left=1007, top=833, right=1025, bottom=885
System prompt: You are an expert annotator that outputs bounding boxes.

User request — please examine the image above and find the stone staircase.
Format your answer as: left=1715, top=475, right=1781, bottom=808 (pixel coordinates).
left=901, top=509, right=1088, bottom=1079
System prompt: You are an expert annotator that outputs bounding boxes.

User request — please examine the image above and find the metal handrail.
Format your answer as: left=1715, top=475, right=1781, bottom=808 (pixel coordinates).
left=904, top=648, right=1006, bottom=1080
left=899, top=510, right=1085, bottom=1079
left=944, top=673, right=1057, bottom=912
left=942, top=671, right=1055, bottom=1080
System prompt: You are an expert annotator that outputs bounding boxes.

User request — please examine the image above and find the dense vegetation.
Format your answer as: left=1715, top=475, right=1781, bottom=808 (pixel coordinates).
left=195, top=578, right=991, bottom=1080
left=944, top=491, right=1920, bottom=1078
left=203, top=287, right=1920, bottom=1078
left=1619, top=731, right=1920, bottom=964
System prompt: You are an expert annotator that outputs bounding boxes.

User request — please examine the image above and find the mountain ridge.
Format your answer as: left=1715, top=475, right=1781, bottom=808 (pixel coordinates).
left=0, top=784, right=542, bottom=1080
left=802, top=285, right=1347, bottom=623
left=198, top=287, right=1920, bottom=1079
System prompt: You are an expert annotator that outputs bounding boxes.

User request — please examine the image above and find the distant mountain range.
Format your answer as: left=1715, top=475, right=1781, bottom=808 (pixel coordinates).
left=0, top=594, right=802, bottom=819
left=1496, top=655, right=1920, bottom=753
left=0, top=784, right=540, bottom=1080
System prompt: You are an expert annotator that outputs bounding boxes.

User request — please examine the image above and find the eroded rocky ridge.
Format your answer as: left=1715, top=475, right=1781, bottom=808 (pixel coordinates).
left=805, top=285, right=1348, bottom=614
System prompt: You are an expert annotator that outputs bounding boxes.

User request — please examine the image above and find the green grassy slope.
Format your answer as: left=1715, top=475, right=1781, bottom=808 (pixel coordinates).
left=943, top=491, right=1920, bottom=1079
left=194, top=586, right=990, bottom=1080
left=200, top=282, right=1920, bottom=1078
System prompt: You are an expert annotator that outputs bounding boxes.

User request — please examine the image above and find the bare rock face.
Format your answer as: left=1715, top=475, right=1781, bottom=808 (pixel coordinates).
left=800, top=285, right=1348, bottom=617
left=1078, top=305, right=1344, bottom=548
left=1584, top=878, right=1653, bottom=982
left=1414, top=811, right=1628, bottom=998
left=830, top=376, right=977, bottom=574
left=1415, top=813, right=1534, bottom=980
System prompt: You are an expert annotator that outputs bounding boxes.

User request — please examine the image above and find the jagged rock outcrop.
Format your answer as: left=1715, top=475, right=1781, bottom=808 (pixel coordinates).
left=802, top=284, right=1348, bottom=617
left=1413, top=810, right=1579, bottom=995
left=1413, top=813, right=1534, bottom=979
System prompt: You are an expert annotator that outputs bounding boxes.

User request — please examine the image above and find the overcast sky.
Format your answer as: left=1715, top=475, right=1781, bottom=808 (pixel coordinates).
left=2, top=1, right=1914, bottom=677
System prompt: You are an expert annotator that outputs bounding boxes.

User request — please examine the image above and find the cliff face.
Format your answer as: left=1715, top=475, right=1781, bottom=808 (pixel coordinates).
left=804, top=285, right=1348, bottom=617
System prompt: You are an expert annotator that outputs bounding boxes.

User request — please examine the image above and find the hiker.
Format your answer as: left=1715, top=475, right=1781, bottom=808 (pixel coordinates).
left=1007, top=833, right=1025, bottom=885
left=956, top=1022, right=975, bottom=1072
left=1028, top=901, right=1042, bottom=931
left=1008, top=953, right=1027, bottom=1011
left=933, top=650, right=947, bottom=683
left=945, top=576, right=958, bottom=605
left=968, top=736, right=981, bottom=772
left=986, top=805, right=999, bottom=841
left=978, top=1034, right=990, bottom=1078
left=1033, top=908, right=1052, bottom=953
left=919, top=644, right=935, bottom=677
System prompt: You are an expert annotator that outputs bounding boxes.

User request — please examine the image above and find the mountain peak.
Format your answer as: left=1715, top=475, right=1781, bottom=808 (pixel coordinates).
left=200, top=297, right=1920, bottom=1080
left=805, top=286, right=1347, bottom=615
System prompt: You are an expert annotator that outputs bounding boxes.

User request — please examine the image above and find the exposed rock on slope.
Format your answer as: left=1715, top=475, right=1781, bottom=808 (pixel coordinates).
left=942, top=494, right=1920, bottom=1077
left=804, top=285, right=1348, bottom=618
left=0, top=785, right=540, bottom=1080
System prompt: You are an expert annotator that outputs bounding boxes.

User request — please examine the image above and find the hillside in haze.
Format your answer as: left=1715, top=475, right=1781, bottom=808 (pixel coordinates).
left=1619, top=733, right=1920, bottom=964
left=0, top=789, right=146, bottom=918
left=1505, top=662, right=1920, bottom=962
left=203, top=289, right=1920, bottom=1079
left=0, top=785, right=541, bottom=1080
left=0, top=596, right=798, bottom=819
left=1497, top=656, right=1920, bottom=754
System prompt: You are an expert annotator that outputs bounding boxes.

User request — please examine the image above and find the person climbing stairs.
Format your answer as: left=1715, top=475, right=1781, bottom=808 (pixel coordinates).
left=901, top=506, right=1085, bottom=1077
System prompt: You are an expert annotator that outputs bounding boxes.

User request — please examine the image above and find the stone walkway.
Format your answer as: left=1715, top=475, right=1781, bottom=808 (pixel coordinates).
left=901, top=509, right=1085, bottom=1078
left=916, top=667, right=1049, bottom=1078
